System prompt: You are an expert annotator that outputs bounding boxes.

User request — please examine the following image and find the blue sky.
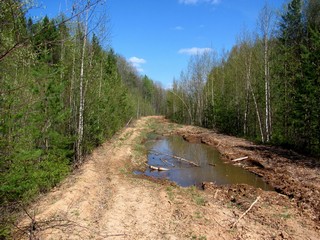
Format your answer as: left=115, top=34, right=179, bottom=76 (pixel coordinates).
left=29, top=0, right=287, bottom=88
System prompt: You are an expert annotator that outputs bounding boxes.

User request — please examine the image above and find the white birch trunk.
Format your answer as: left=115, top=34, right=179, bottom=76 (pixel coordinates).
left=170, top=90, right=193, bottom=125
left=260, top=3, right=273, bottom=142
left=249, top=81, right=265, bottom=143
left=76, top=9, right=89, bottom=164
left=264, top=28, right=271, bottom=143
left=246, top=52, right=265, bottom=143
left=244, top=52, right=251, bottom=136
left=244, top=81, right=250, bottom=135
left=264, top=35, right=270, bottom=142
left=70, top=44, right=77, bottom=134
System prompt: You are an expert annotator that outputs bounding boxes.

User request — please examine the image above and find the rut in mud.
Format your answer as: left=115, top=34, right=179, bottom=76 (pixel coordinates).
left=15, top=116, right=320, bottom=240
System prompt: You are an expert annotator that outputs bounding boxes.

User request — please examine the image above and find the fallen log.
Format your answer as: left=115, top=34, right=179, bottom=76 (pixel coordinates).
left=158, top=167, right=169, bottom=171
left=160, top=158, right=175, bottom=167
left=149, top=150, right=199, bottom=167
left=231, top=196, right=261, bottom=229
left=149, top=165, right=169, bottom=171
left=149, top=165, right=158, bottom=170
left=248, top=159, right=265, bottom=169
left=232, top=156, right=249, bottom=162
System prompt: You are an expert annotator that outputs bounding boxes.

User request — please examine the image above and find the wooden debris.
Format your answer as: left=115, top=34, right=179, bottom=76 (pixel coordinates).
left=214, top=189, right=220, bottom=199
left=231, top=196, right=261, bottom=229
left=244, top=167, right=264, bottom=177
left=160, top=158, right=175, bottom=167
left=158, top=167, right=169, bottom=171
left=248, top=159, right=265, bottom=168
left=232, top=156, right=249, bottom=162
left=125, top=117, right=133, bottom=127
left=149, top=165, right=169, bottom=171
left=149, top=165, right=158, bottom=171
left=149, top=150, right=200, bottom=167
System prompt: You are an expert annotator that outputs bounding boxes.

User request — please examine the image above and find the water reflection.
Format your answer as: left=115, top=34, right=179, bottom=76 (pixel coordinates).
left=144, top=135, right=273, bottom=190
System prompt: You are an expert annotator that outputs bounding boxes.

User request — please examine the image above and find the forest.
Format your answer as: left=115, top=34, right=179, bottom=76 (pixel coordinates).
left=0, top=0, right=319, bottom=238
left=166, top=0, right=320, bottom=155
left=0, top=0, right=165, bottom=236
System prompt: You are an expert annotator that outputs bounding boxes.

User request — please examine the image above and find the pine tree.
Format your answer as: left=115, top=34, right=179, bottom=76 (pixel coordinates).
left=299, top=0, right=320, bottom=154
left=273, top=0, right=304, bottom=147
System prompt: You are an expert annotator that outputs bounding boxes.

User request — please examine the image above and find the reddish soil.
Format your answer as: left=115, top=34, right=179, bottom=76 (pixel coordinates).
left=14, top=116, right=320, bottom=240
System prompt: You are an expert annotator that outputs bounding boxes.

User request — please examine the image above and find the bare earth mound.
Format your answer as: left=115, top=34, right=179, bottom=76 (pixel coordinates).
left=15, top=116, right=320, bottom=239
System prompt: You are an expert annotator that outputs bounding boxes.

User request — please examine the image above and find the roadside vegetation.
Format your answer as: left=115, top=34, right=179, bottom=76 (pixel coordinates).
left=0, top=0, right=166, bottom=237
left=166, top=0, right=320, bottom=156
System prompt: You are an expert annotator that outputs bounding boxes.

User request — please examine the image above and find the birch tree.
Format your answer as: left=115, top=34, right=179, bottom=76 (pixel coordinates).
left=75, top=6, right=88, bottom=163
left=259, top=3, right=274, bottom=142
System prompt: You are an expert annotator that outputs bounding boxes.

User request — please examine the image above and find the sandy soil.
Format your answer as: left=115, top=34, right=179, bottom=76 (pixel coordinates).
left=14, top=116, right=320, bottom=240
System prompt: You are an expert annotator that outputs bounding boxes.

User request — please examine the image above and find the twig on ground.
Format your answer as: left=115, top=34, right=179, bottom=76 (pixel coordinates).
left=125, top=117, right=133, bottom=127
left=231, top=196, right=261, bottom=229
left=232, top=156, right=248, bottom=162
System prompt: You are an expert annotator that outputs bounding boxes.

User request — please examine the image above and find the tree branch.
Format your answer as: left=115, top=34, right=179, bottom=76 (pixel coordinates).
left=231, top=196, right=261, bottom=229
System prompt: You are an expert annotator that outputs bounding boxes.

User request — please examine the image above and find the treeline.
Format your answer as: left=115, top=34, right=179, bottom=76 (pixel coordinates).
left=0, top=0, right=164, bottom=236
left=166, top=0, right=320, bottom=155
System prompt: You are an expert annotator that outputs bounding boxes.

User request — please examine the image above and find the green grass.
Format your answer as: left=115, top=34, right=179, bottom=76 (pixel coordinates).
left=133, top=143, right=145, bottom=154
left=280, top=212, right=291, bottom=219
left=191, top=234, right=207, bottom=240
left=71, top=209, right=80, bottom=217
left=278, top=209, right=292, bottom=219
left=119, top=130, right=133, bottom=141
left=186, top=186, right=206, bottom=206
left=166, top=186, right=175, bottom=201
left=273, top=206, right=292, bottom=219
left=194, top=211, right=202, bottom=219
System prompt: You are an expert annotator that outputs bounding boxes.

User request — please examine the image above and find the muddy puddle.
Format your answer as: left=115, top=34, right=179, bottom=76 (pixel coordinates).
left=138, top=135, right=273, bottom=190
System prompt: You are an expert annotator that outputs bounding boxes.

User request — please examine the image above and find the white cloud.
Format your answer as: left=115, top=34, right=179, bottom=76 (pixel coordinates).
left=128, top=56, right=146, bottom=72
left=178, top=47, right=213, bottom=55
left=128, top=57, right=146, bottom=66
left=179, top=0, right=220, bottom=5
left=136, top=68, right=144, bottom=73
left=179, top=0, right=197, bottom=4
left=174, top=26, right=184, bottom=31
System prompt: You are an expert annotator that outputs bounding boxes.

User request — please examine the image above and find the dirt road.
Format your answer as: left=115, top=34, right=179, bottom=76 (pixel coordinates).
left=15, top=117, right=320, bottom=239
